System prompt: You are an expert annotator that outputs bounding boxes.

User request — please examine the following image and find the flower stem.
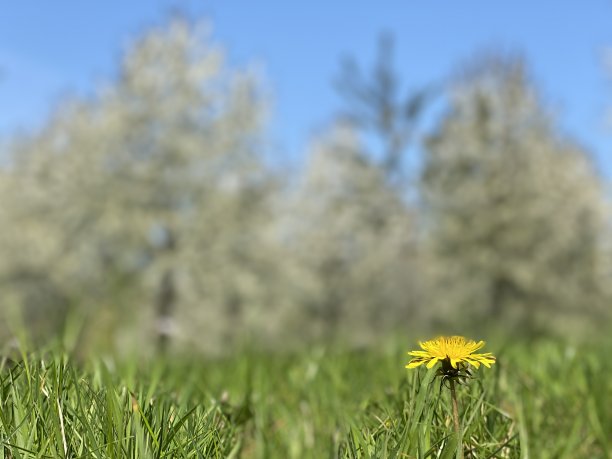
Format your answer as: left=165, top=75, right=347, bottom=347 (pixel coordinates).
left=449, top=378, right=463, bottom=459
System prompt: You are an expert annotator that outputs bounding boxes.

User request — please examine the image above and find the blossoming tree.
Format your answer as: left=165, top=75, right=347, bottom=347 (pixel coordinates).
left=0, top=20, right=275, bottom=353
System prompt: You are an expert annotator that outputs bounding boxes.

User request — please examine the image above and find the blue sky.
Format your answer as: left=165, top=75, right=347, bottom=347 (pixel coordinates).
left=1, top=1, right=612, bottom=174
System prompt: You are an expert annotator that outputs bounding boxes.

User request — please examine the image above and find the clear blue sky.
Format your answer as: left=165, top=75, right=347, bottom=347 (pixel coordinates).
left=1, top=1, right=612, bottom=174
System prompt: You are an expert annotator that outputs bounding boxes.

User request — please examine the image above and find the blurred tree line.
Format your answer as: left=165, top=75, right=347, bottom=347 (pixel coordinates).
left=0, top=20, right=610, bottom=355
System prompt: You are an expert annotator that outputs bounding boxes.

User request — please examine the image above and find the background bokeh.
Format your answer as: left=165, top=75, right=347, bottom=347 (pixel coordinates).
left=1, top=2, right=611, bottom=356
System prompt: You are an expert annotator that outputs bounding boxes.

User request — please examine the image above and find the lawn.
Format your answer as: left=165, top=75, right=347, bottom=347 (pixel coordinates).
left=0, top=337, right=609, bottom=458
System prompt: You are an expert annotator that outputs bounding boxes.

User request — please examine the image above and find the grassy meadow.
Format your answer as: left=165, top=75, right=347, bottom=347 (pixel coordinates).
left=0, top=336, right=610, bottom=458
left=0, top=341, right=612, bottom=458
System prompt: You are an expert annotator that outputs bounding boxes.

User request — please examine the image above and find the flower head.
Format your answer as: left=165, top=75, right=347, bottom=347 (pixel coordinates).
left=406, top=336, right=496, bottom=370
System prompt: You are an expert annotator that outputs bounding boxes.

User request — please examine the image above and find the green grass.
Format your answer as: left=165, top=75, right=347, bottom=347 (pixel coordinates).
left=0, top=338, right=609, bottom=458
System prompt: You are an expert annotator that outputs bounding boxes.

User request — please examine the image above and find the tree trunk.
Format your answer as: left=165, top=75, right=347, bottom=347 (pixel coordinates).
left=155, top=228, right=177, bottom=354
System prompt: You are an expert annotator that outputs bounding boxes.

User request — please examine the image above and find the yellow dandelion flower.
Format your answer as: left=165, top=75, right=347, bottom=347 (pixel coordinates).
left=406, top=336, right=496, bottom=370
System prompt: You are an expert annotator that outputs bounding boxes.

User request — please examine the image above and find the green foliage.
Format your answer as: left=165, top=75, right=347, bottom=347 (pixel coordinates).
left=0, top=338, right=609, bottom=458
